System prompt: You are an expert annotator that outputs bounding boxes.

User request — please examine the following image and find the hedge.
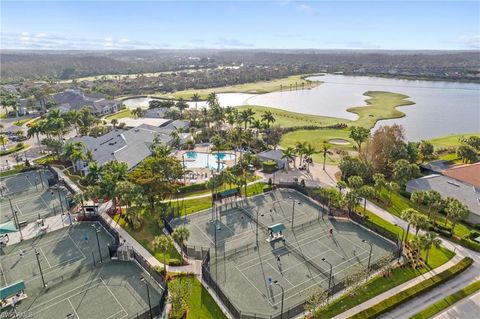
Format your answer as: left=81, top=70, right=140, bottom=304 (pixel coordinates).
left=349, top=257, right=473, bottom=319
left=457, top=238, right=480, bottom=252
left=262, top=160, right=277, bottom=173
left=410, top=280, right=480, bottom=319
left=178, top=182, right=207, bottom=194
left=0, top=143, right=27, bottom=156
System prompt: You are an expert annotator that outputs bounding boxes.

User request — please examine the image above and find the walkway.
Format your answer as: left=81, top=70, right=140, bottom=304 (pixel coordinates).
left=331, top=200, right=480, bottom=319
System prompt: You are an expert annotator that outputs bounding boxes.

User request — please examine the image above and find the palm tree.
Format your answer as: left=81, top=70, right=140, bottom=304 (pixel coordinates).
left=423, top=232, right=441, bottom=265
left=206, top=92, right=218, bottom=108
left=261, top=111, right=276, bottom=127
left=111, top=118, right=118, bottom=129
left=152, top=235, right=174, bottom=274
left=191, top=93, right=201, bottom=110
left=176, top=98, right=189, bottom=116
left=295, top=141, right=307, bottom=167
left=85, top=161, right=102, bottom=185
left=302, top=144, right=317, bottom=172
left=250, top=119, right=263, bottom=138
left=358, top=185, right=375, bottom=216
left=170, top=131, right=180, bottom=148
left=400, top=208, right=418, bottom=242
left=0, top=135, right=7, bottom=151
left=27, top=122, right=43, bottom=150
left=446, top=199, right=469, bottom=234
left=62, top=141, right=86, bottom=173
left=239, top=109, right=254, bottom=130
left=410, top=236, right=424, bottom=268
left=172, top=226, right=190, bottom=251
left=281, top=147, right=297, bottom=170
left=411, top=213, right=430, bottom=236
left=321, top=141, right=330, bottom=171
left=67, top=110, right=83, bottom=135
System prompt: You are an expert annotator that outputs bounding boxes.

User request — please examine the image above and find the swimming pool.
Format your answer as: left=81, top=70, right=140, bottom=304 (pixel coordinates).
left=182, top=151, right=235, bottom=169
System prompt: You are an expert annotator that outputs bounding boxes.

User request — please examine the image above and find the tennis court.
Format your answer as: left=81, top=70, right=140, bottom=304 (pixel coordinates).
left=0, top=223, right=164, bottom=319
left=172, top=189, right=398, bottom=317
left=0, top=169, right=71, bottom=224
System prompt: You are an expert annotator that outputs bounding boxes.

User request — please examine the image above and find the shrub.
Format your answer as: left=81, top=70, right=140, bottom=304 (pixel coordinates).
left=178, top=182, right=207, bottom=194
left=474, top=223, right=480, bottom=230
left=350, top=257, right=473, bottom=319
left=458, top=238, right=480, bottom=252
left=168, top=258, right=183, bottom=266
left=468, top=231, right=480, bottom=240
left=262, top=160, right=277, bottom=173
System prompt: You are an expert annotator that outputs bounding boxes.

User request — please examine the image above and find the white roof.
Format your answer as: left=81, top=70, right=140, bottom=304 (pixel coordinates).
left=119, top=118, right=170, bottom=128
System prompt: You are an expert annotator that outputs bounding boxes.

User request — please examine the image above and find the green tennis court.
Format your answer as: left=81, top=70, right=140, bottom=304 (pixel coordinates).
left=0, top=223, right=164, bottom=319
left=172, top=189, right=399, bottom=317
left=0, top=169, right=71, bottom=224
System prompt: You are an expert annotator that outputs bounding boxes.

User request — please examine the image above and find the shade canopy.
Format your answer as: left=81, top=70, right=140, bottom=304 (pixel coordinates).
left=268, top=223, right=285, bottom=234
left=0, top=221, right=17, bottom=234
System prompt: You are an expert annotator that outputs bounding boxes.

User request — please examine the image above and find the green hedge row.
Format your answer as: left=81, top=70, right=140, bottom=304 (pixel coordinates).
left=349, top=257, right=473, bottom=319
left=410, top=279, right=480, bottom=319
left=457, top=238, right=480, bottom=252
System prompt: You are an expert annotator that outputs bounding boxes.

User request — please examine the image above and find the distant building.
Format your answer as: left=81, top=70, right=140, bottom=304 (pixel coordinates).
left=143, top=108, right=168, bottom=118
left=406, top=173, right=480, bottom=224
left=443, top=163, right=480, bottom=187
left=20, top=89, right=120, bottom=116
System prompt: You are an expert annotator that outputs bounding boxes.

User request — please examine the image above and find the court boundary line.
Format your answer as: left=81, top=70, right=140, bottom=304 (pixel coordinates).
left=100, top=278, right=129, bottom=318
left=0, top=262, right=7, bottom=286
left=233, top=263, right=275, bottom=307
left=38, top=247, right=52, bottom=268
left=67, top=298, right=81, bottom=319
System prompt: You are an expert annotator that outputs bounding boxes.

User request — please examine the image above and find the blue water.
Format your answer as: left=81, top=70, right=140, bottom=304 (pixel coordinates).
left=182, top=152, right=235, bottom=169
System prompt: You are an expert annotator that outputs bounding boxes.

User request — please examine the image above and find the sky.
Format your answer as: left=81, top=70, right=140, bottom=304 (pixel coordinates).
left=1, top=1, right=479, bottom=50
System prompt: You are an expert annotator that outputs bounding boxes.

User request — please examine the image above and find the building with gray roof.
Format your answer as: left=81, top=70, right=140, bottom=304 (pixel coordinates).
left=257, top=149, right=287, bottom=169
left=406, top=174, right=480, bottom=224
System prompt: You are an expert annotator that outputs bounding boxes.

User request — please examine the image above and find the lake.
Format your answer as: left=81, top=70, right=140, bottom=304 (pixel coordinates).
left=123, top=93, right=255, bottom=110
left=245, top=74, right=480, bottom=141
left=123, top=75, right=479, bottom=141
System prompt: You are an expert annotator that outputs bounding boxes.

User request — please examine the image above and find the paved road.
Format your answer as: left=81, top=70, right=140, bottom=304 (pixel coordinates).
left=365, top=201, right=480, bottom=319
left=432, top=290, right=480, bottom=319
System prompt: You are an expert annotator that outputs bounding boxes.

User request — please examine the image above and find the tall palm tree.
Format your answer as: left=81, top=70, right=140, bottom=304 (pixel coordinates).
left=321, top=141, right=330, bottom=171
left=281, top=147, right=297, bottom=170
left=27, top=123, right=42, bottom=150
left=295, top=141, right=307, bottom=167
left=302, top=144, right=317, bottom=172
left=261, top=111, right=276, bottom=127
left=66, top=110, right=83, bottom=135
left=176, top=98, right=189, bottom=116
left=250, top=119, right=263, bottom=138
left=445, top=199, right=469, bottom=234
left=410, top=236, right=424, bottom=268
left=152, top=235, right=174, bottom=274
left=206, top=92, right=218, bottom=108
left=411, top=213, right=430, bottom=236
left=423, top=232, right=441, bottom=265
left=85, top=161, right=102, bottom=185
left=400, top=208, right=418, bottom=242
left=191, top=93, right=201, bottom=110
left=111, top=118, right=119, bottom=129
left=239, top=109, right=254, bottom=130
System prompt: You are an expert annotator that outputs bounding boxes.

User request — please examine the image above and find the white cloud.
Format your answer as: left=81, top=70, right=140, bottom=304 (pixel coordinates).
left=1, top=32, right=170, bottom=49
left=459, top=35, right=480, bottom=48
left=297, top=4, right=316, bottom=16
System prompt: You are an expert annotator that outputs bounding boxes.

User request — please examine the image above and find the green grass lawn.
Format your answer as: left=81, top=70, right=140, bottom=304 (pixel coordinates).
left=280, top=128, right=354, bottom=164
left=113, top=210, right=183, bottom=265
left=13, top=118, right=32, bottom=126
left=346, top=91, right=414, bottom=128
left=410, top=280, right=480, bottom=319
left=155, top=74, right=320, bottom=100
left=171, top=182, right=267, bottom=215
left=104, top=108, right=133, bottom=120
left=427, top=133, right=480, bottom=149
left=169, top=275, right=227, bottom=319
left=315, top=207, right=455, bottom=319
left=236, top=105, right=349, bottom=128
left=373, top=190, right=475, bottom=240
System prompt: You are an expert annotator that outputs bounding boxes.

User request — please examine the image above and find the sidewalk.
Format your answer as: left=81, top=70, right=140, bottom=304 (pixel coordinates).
left=331, top=199, right=480, bottom=319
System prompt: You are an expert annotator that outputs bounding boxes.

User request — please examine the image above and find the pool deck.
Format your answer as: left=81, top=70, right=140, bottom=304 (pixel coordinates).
left=176, top=145, right=237, bottom=184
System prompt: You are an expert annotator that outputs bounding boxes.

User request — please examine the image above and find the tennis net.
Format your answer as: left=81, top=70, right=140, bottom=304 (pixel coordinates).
left=236, top=204, right=270, bottom=234
left=284, top=241, right=329, bottom=279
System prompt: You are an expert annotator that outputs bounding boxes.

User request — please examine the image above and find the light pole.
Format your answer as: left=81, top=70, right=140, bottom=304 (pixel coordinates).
left=289, top=196, right=296, bottom=228
left=140, top=277, right=153, bottom=319
left=362, top=239, right=373, bottom=273
left=34, top=249, right=46, bottom=288
left=256, top=208, right=259, bottom=244
left=92, top=225, right=103, bottom=263
left=321, top=258, right=333, bottom=301
left=9, top=199, right=23, bottom=241
left=273, top=280, right=284, bottom=319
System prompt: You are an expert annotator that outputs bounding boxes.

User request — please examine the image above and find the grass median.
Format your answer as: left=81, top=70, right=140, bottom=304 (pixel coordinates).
left=410, top=280, right=480, bottom=319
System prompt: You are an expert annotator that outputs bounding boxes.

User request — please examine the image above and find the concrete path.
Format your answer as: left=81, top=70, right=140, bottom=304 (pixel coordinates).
left=431, top=290, right=480, bottom=319
left=331, top=200, right=480, bottom=319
